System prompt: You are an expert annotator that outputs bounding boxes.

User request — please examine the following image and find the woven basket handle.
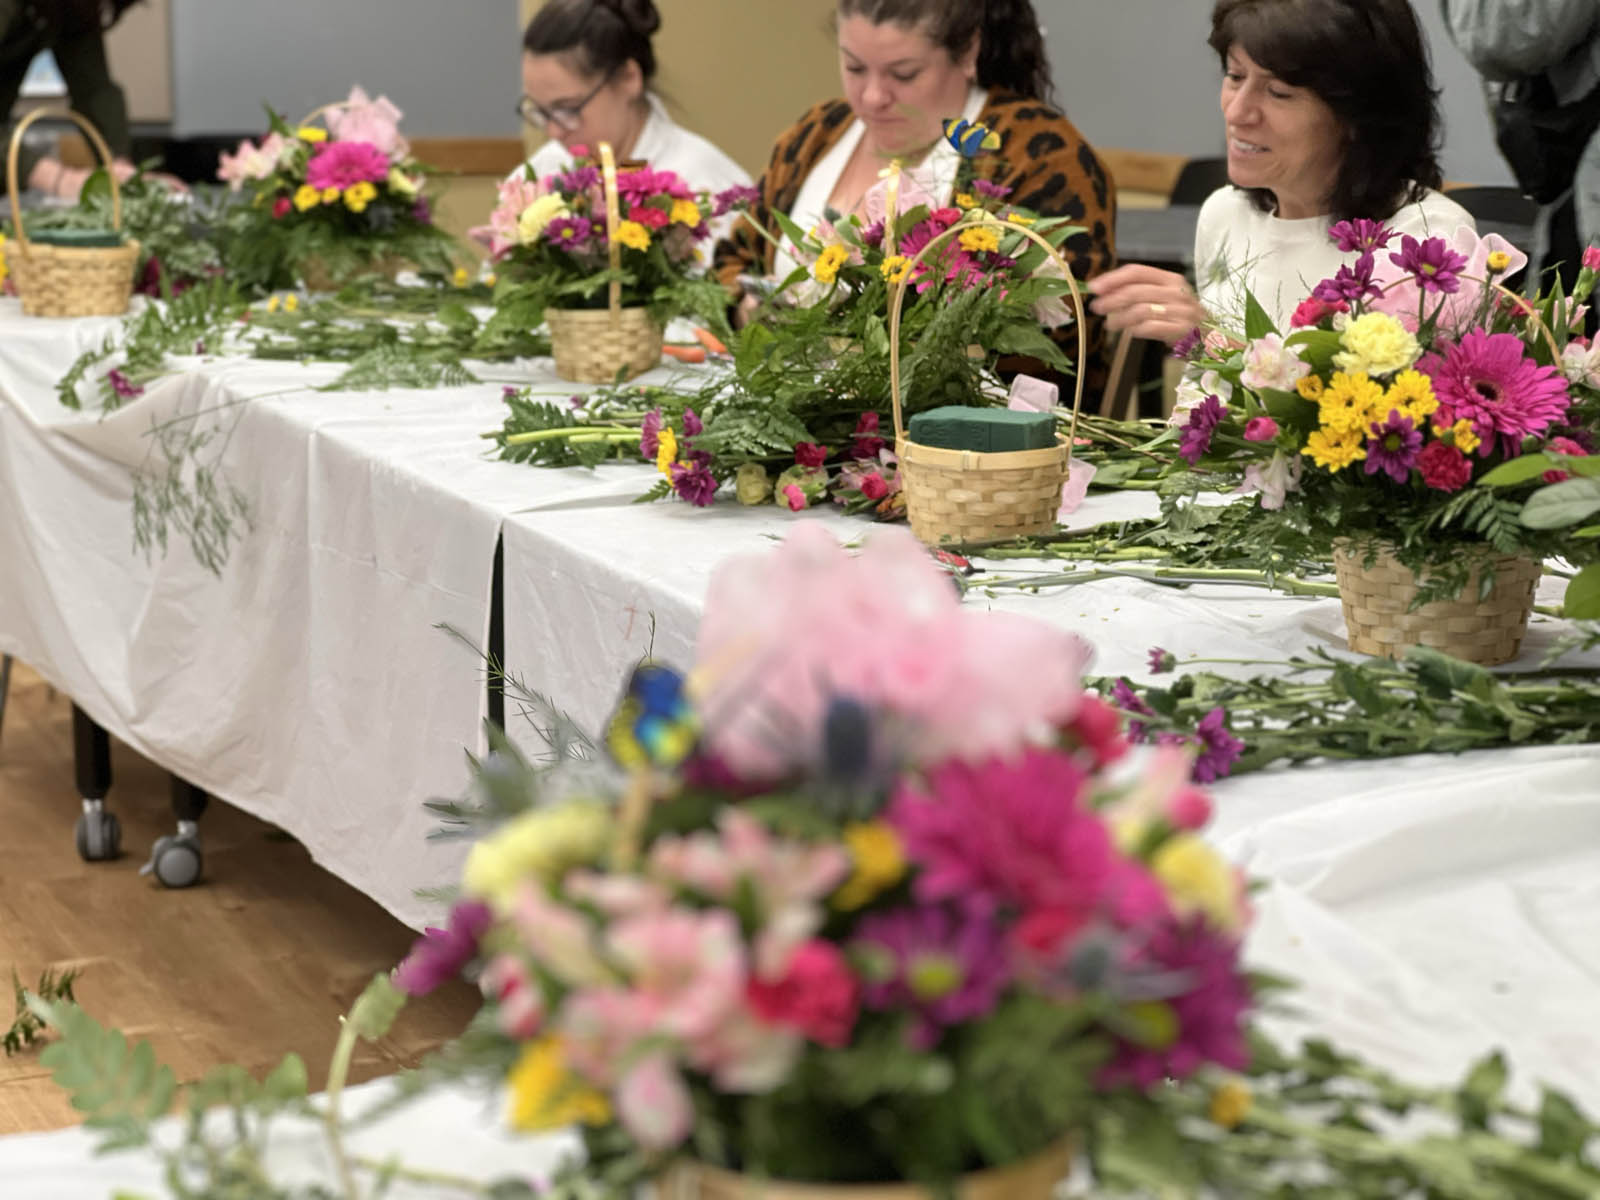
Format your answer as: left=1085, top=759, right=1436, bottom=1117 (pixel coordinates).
left=1375, top=274, right=1564, bottom=363
left=888, top=213, right=1088, bottom=447
left=6, top=108, right=123, bottom=248
left=295, top=101, right=358, bottom=130
left=599, top=142, right=622, bottom=333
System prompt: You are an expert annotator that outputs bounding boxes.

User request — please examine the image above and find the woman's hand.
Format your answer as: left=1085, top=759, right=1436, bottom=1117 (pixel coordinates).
left=733, top=290, right=763, bottom=330
left=112, top=159, right=190, bottom=194
left=1088, top=264, right=1207, bottom=345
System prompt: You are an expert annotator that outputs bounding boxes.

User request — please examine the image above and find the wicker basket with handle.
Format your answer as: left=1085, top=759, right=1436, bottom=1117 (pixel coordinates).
left=1326, top=276, right=1560, bottom=664
left=5, top=109, right=140, bottom=318
left=546, top=141, right=664, bottom=383
left=887, top=214, right=1085, bottom=547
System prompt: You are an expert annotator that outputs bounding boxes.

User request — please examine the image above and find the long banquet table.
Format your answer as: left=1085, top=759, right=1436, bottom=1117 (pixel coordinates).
left=2, top=299, right=1599, bottom=1190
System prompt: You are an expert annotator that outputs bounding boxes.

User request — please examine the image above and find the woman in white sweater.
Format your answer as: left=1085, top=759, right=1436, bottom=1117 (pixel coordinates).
left=1089, top=0, right=1474, bottom=339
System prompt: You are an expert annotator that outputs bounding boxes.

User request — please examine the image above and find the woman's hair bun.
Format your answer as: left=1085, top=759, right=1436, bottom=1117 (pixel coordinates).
left=608, top=0, right=661, bottom=37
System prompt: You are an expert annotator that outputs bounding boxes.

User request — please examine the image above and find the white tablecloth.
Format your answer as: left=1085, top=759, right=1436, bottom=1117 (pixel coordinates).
left=3, top=304, right=1599, bottom=1192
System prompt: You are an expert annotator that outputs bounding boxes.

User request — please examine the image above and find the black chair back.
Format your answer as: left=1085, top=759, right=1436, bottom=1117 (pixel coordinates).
left=1170, top=157, right=1231, bottom=206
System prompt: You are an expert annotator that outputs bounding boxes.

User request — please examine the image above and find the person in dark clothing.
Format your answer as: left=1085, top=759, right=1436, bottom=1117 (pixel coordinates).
left=0, top=0, right=178, bottom=199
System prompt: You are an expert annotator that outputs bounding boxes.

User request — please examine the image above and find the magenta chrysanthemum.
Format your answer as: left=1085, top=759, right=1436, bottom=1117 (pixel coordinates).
left=1328, top=218, right=1395, bottom=254
left=852, top=903, right=1010, bottom=1048
left=639, top=408, right=663, bottom=459
left=1420, top=330, right=1572, bottom=456
left=712, top=183, right=761, bottom=217
left=1389, top=234, right=1468, bottom=295
left=1363, top=409, right=1422, bottom=483
left=1313, top=252, right=1379, bottom=305
left=393, top=899, right=492, bottom=996
left=545, top=215, right=593, bottom=248
left=669, top=460, right=718, bottom=506
left=617, top=166, right=692, bottom=203
left=305, top=140, right=391, bottom=191
left=1102, top=916, right=1252, bottom=1088
left=1178, top=395, right=1226, bottom=465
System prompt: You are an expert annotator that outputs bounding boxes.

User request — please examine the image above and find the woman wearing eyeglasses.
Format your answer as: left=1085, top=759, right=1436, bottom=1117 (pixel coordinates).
left=515, top=0, right=750, bottom=207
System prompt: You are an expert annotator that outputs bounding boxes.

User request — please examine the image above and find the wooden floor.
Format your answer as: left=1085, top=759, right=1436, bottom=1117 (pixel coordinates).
left=0, top=661, right=480, bottom=1135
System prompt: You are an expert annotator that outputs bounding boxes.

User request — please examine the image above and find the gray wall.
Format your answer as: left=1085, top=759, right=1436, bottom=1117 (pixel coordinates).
left=168, top=0, right=521, bottom=138
left=1041, top=0, right=1512, bottom=187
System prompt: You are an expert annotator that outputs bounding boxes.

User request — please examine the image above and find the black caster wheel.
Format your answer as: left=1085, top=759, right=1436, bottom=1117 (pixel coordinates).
left=141, top=835, right=203, bottom=888
left=75, top=803, right=121, bottom=862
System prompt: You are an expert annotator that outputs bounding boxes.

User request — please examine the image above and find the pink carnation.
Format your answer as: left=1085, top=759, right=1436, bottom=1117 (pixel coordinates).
left=305, top=140, right=391, bottom=191
left=1543, top=436, right=1589, bottom=483
left=745, top=940, right=859, bottom=1048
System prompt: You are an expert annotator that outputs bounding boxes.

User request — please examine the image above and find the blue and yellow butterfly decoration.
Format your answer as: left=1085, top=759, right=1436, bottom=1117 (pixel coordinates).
left=943, top=118, right=1001, bottom=157
left=606, top=661, right=699, bottom=772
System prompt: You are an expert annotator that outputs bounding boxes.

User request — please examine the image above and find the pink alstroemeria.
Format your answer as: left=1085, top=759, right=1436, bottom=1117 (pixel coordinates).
left=325, top=85, right=409, bottom=160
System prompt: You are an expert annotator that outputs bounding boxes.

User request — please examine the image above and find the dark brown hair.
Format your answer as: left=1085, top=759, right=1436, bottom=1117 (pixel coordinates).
left=54, top=0, right=143, bottom=34
left=1210, top=0, right=1443, bottom=222
left=523, top=0, right=661, bottom=83
left=835, top=0, right=1055, bottom=104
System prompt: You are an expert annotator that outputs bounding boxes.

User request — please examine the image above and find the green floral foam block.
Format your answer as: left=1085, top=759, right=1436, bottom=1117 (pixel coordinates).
left=907, top=405, right=1056, bottom=453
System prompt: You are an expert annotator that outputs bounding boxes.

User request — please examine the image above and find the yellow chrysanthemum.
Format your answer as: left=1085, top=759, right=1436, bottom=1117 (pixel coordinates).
left=813, top=244, right=850, bottom=284
left=955, top=192, right=978, bottom=209
left=1333, top=311, right=1420, bottom=377
left=958, top=226, right=1001, bottom=254
left=506, top=1038, right=611, bottom=1133
left=669, top=197, right=702, bottom=226
left=0, top=231, right=8, bottom=285
left=615, top=219, right=651, bottom=252
left=485, top=273, right=498, bottom=287
left=1487, top=250, right=1512, bottom=274
left=1317, top=370, right=1385, bottom=433
left=834, top=822, right=906, bottom=911
left=320, top=186, right=342, bottom=205
left=1450, top=418, right=1482, bottom=455
left=656, top=427, right=678, bottom=477
left=342, top=181, right=378, bottom=213
left=293, top=184, right=321, bottom=213
left=880, top=254, right=912, bottom=284
left=1151, top=835, right=1246, bottom=934
left=283, top=294, right=299, bottom=314
left=452, top=266, right=470, bottom=287
left=1384, top=369, right=1438, bottom=423
left=265, top=294, right=281, bottom=313
left=296, top=126, right=328, bottom=143
left=1004, top=211, right=1035, bottom=226
left=1301, top=426, right=1368, bottom=472
left=1210, top=1079, right=1252, bottom=1130
left=519, top=194, right=572, bottom=245
left=1295, top=374, right=1325, bottom=401
left=386, top=166, right=419, bottom=198
left=461, top=800, right=611, bottom=909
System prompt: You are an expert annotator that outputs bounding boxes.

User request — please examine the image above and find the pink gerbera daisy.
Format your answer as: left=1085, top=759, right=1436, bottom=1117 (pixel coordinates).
left=305, top=140, right=391, bottom=191
left=1419, top=330, right=1571, bottom=456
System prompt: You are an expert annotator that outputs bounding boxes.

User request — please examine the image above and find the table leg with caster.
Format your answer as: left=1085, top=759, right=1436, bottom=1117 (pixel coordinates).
left=71, top=704, right=119, bottom=862
left=141, top=778, right=208, bottom=888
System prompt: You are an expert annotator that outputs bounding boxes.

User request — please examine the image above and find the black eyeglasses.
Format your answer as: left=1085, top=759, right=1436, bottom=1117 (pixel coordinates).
left=516, top=72, right=614, bottom=133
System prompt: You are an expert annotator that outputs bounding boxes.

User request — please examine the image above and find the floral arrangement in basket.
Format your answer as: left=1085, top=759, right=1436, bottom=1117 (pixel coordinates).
left=216, top=85, right=455, bottom=292
left=491, top=175, right=1083, bottom=514
left=394, top=524, right=1255, bottom=1195
left=1167, top=222, right=1600, bottom=660
left=475, top=147, right=737, bottom=383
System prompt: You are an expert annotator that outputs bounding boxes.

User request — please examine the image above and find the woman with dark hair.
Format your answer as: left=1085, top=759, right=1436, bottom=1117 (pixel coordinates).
left=515, top=0, right=749, bottom=202
left=0, top=0, right=174, bottom=199
left=1090, top=0, right=1474, bottom=339
left=713, top=0, right=1116, bottom=384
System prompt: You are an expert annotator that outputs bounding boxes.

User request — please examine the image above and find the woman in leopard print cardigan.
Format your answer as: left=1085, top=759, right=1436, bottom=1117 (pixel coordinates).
left=712, top=0, right=1116, bottom=391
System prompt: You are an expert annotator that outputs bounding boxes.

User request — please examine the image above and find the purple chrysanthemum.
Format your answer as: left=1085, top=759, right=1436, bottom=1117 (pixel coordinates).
left=544, top=215, right=593, bottom=249
left=555, top=165, right=601, bottom=193
left=411, top=197, right=432, bottom=226
left=106, top=369, right=144, bottom=399
left=1170, top=326, right=1203, bottom=360
left=852, top=903, right=1011, bottom=1049
left=1328, top=218, right=1395, bottom=254
left=711, top=183, right=762, bottom=217
left=1312, top=252, right=1379, bottom=305
left=1178, top=395, right=1227, bottom=465
left=682, top=407, right=703, bottom=438
left=858, top=220, right=885, bottom=248
left=668, top=460, right=718, bottom=506
left=1420, top=330, right=1572, bottom=456
left=1363, top=409, right=1423, bottom=483
left=1102, top=916, right=1252, bottom=1089
left=972, top=178, right=1012, bottom=200
left=1193, top=707, right=1245, bottom=783
left=393, top=900, right=492, bottom=997
left=1389, top=234, right=1468, bottom=295
left=1148, top=647, right=1176, bottom=674
left=1110, top=678, right=1153, bottom=743
left=639, top=407, right=663, bottom=458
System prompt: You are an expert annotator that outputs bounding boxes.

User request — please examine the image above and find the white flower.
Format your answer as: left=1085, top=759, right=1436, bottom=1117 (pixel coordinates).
left=1562, top=339, right=1600, bottom=389
left=1234, top=450, right=1302, bottom=510
left=386, top=167, right=420, bottom=198
left=1170, top=369, right=1233, bottom=427
left=1239, top=333, right=1310, bottom=392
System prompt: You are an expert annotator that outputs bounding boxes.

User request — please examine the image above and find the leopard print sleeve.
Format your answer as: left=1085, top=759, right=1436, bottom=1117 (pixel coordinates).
left=713, top=99, right=856, bottom=294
